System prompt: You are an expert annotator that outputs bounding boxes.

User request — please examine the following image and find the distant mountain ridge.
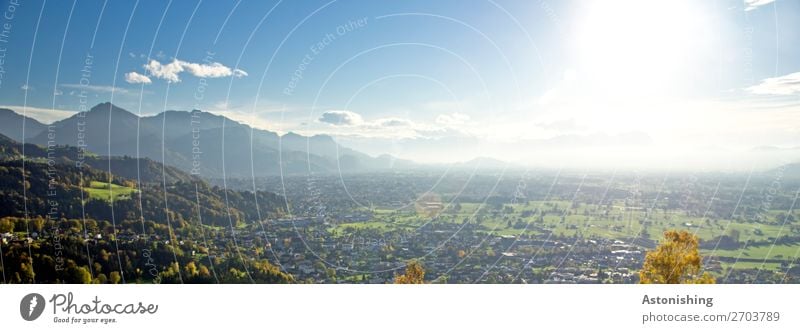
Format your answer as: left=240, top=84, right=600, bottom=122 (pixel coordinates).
left=4, top=102, right=413, bottom=177
left=0, top=108, right=47, bottom=141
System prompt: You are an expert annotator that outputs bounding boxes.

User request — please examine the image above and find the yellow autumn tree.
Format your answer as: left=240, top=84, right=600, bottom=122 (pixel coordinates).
left=394, top=261, right=425, bottom=284
left=639, top=230, right=715, bottom=284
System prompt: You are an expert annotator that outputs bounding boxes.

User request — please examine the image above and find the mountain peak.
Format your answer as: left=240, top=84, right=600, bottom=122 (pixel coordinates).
left=88, top=102, right=131, bottom=114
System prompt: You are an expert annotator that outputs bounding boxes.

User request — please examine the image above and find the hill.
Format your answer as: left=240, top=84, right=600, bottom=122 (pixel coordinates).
left=0, top=133, right=285, bottom=225
left=0, top=134, right=292, bottom=283
left=0, top=108, right=47, bottom=141
left=774, top=162, right=800, bottom=179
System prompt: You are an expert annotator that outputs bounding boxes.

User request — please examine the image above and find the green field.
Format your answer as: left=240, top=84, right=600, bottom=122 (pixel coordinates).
left=83, top=181, right=137, bottom=202
left=709, top=244, right=800, bottom=261
left=332, top=199, right=798, bottom=244
left=718, top=261, right=782, bottom=272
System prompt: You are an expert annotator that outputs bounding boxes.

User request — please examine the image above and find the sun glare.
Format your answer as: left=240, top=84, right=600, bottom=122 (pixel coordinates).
left=573, top=0, right=708, bottom=100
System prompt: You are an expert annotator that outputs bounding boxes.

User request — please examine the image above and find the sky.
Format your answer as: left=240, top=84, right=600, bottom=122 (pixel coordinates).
left=0, top=0, right=799, bottom=170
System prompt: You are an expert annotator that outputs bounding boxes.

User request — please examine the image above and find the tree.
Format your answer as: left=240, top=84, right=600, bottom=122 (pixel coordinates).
left=727, top=229, right=741, bottom=243
left=0, top=217, right=13, bottom=233
left=32, top=217, right=45, bottom=233
left=94, top=273, right=108, bottom=284
left=394, top=261, right=425, bottom=284
left=18, top=261, right=36, bottom=283
left=198, top=264, right=211, bottom=278
left=65, top=266, right=92, bottom=284
left=639, top=230, right=715, bottom=284
left=109, top=271, right=122, bottom=284
left=184, top=261, right=198, bottom=277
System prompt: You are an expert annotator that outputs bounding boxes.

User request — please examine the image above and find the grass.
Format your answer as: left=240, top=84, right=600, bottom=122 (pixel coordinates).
left=707, top=244, right=800, bottom=261
left=719, top=261, right=781, bottom=271
left=328, top=199, right=799, bottom=246
left=84, top=181, right=137, bottom=202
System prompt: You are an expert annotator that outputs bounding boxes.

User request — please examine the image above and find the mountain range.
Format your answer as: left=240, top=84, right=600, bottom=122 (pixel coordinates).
left=0, top=108, right=48, bottom=142
left=1, top=102, right=414, bottom=178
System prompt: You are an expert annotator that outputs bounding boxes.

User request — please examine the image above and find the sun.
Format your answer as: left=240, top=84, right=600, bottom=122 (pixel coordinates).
left=572, top=0, right=708, bottom=100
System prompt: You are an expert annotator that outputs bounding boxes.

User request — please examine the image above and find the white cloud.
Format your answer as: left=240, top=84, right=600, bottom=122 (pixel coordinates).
left=744, top=0, right=776, bottom=11
left=213, top=101, right=230, bottom=110
left=747, top=72, right=800, bottom=95
left=308, top=110, right=441, bottom=140
left=20, top=84, right=31, bottom=91
left=309, top=111, right=458, bottom=141
left=143, top=59, right=247, bottom=83
left=59, top=84, right=138, bottom=96
left=375, top=118, right=413, bottom=127
left=124, top=71, right=152, bottom=84
left=318, top=110, right=364, bottom=126
left=181, top=61, right=238, bottom=78
left=435, top=112, right=471, bottom=126
left=143, top=59, right=184, bottom=82
left=233, top=69, right=248, bottom=78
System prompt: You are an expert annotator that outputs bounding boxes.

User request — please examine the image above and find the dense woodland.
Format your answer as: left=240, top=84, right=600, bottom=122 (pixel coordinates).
left=0, top=133, right=293, bottom=283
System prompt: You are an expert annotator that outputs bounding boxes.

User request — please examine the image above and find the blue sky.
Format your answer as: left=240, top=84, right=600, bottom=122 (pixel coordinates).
left=1, top=0, right=799, bottom=168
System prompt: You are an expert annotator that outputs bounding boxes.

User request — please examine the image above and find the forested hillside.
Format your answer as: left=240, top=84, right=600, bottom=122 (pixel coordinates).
left=0, top=133, right=292, bottom=283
